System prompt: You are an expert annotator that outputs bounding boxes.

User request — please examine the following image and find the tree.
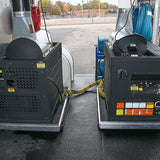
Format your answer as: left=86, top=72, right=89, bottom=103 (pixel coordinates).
left=76, top=3, right=81, bottom=11
left=100, top=2, right=109, bottom=9
left=40, top=0, right=53, bottom=14
left=100, top=3, right=105, bottom=9
left=52, top=4, right=62, bottom=15
left=56, top=1, right=68, bottom=15
left=103, top=2, right=109, bottom=9
left=63, top=5, right=68, bottom=14
left=112, top=5, right=118, bottom=10
left=109, top=4, right=113, bottom=9
left=89, top=0, right=99, bottom=9
left=83, top=3, right=90, bottom=9
left=66, top=3, right=75, bottom=13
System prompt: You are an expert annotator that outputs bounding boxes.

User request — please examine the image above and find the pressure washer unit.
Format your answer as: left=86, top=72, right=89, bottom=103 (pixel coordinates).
left=0, top=0, right=64, bottom=124
left=104, top=35, right=160, bottom=121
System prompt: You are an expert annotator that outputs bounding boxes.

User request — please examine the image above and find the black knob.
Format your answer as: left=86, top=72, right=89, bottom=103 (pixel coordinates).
left=117, top=69, right=128, bottom=79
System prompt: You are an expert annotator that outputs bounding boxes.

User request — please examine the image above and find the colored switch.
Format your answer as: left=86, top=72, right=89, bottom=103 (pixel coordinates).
left=147, top=102, right=154, bottom=109
left=125, top=109, right=132, bottom=115
left=139, top=88, right=143, bottom=91
left=117, top=102, right=124, bottom=108
left=133, top=109, right=139, bottom=115
left=139, top=103, right=146, bottom=108
left=146, top=109, right=153, bottom=115
left=116, top=109, right=124, bottom=116
left=140, top=109, right=146, bottom=115
left=125, top=103, right=133, bottom=108
left=133, top=103, right=139, bottom=108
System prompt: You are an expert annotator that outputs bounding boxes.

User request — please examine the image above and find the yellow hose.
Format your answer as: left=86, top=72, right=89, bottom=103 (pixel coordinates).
left=64, top=79, right=105, bottom=98
left=98, top=79, right=105, bottom=98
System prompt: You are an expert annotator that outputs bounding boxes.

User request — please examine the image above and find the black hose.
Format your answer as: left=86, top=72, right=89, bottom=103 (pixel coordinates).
left=40, top=0, right=52, bottom=44
left=48, top=77, right=63, bottom=102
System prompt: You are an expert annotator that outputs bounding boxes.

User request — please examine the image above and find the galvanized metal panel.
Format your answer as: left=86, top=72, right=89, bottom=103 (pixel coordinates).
left=0, top=0, right=12, bottom=56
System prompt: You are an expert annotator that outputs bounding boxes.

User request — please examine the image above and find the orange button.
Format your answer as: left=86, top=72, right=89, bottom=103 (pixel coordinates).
left=140, top=109, right=146, bottom=115
left=117, top=102, right=124, bottom=108
left=133, top=109, right=139, bottom=115
left=146, top=109, right=153, bottom=115
left=125, top=109, right=132, bottom=115
left=147, top=102, right=154, bottom=105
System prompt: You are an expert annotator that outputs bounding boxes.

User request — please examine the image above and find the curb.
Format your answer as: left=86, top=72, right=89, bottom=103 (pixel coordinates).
left=42, top=21, right=116, bottom=26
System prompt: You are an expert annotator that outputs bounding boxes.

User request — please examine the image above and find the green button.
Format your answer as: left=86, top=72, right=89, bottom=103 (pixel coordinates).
left=158, top=112, right=160, bottom=115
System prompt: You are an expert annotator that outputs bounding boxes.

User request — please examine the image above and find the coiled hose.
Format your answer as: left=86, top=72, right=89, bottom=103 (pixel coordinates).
left=133, top=3, right=153, bottom=41
left=64, top=79, right=105, bottom=98
left=98, top=79, right=105, bottom=98
left=132, top=6, right=139, bottom=32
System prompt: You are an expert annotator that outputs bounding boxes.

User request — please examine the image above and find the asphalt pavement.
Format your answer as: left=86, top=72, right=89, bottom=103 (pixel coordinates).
left=48, top=23, right=115, bottom=74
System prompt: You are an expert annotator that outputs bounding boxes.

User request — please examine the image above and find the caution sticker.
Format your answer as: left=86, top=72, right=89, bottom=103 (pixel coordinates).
left=8, top=88, right=15, bottom=92
left=130, top=85, right=139, bottom=91
left=37, top=61, right=46, bottom=69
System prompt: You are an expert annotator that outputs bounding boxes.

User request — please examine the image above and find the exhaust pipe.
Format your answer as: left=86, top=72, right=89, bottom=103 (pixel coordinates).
left=12, top=0, right=36, bottom=40
left=12, top=0, right=31, bottom=12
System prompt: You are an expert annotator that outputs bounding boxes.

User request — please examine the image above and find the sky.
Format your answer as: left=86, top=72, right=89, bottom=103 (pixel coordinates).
left=51, top=0, right=118, bottom=5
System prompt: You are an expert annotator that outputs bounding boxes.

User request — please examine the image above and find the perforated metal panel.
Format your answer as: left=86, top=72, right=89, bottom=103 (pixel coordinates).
left=6, top=66, right=39, bottom=89
left=0, top=95, right=40, bottom=113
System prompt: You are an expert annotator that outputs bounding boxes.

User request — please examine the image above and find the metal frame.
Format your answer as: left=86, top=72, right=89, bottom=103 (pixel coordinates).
left=0, top=97, right=69, bottom=132
left=97, top=88, right=160, bottom=130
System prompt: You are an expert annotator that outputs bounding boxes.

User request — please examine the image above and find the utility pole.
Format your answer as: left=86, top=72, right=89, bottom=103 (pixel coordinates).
left=99, top=0, right=100, bottom=17
left=82, top=0, right=84, bottom=17
left=87, top=0, right=90, bottom=17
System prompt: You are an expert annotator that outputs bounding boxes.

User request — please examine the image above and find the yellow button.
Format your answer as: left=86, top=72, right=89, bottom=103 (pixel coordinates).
left=139, top=88, right=143, bottom=91
left=0, top=70, right=2, bottom=73
left=147, top=105, right=154, bottom=108
left=116, top=109, right=124, bottom=115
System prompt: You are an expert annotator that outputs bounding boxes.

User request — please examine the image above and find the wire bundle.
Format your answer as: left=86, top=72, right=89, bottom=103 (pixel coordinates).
left=132, top=3, right=153, bottom=41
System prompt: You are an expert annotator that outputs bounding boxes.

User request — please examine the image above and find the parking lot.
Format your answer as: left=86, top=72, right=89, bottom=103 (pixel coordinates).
left=48, top=23, right=115, bottom=74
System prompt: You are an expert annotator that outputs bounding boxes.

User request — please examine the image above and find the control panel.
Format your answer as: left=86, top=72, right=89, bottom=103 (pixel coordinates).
left=116, top=101, right=160, bottom=116
left=130, top=74, right=160, bottom=93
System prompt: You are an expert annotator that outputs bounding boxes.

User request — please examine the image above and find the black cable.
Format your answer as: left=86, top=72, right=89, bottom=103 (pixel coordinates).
left=40, top=0, right=52, bottom=44
left=71, top=90, right=97, bottom=98
left=48, top=77, right=63, bottom=102
left=86, top=90, right=97, bottom=94
left=115, top=0, right=136, bottom=41
left=41, top=29, right=54, bottom=43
